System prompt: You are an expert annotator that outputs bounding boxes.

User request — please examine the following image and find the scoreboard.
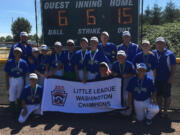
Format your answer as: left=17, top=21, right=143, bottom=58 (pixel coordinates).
left=41, top=0, right=139, bottom=46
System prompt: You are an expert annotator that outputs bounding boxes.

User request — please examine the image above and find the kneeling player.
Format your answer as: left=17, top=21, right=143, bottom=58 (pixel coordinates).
left=18, top=73, right=43, bottom=123
left=127, top=63, right=159, bottom=125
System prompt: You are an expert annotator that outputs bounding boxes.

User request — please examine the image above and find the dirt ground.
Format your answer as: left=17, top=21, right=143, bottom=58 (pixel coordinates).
left=0, top=106, right=180, bottom=135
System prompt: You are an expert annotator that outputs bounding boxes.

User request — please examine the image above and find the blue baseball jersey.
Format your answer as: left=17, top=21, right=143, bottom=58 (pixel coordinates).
left=4, top=59, right=29, bottom=77
left=35, top=54, right=50, bottom=74
left=133, top=52, right=157, bottom=71
left=98, top=42, right=117, bottom=63
left=117, top=42, right=141, bottom=62
left=62, top=51, right=76, bottom=72
left=49, top=52, right=64, bottom=69
left=127, top=75, right=156, bottom=101
left=83, top=49, right=110, bottom=73
left=20, top=84, right=43, bottom=105
left=8, top=43, right=32, bottom=61
left=74, top=50, right=88, bottom=70
left=112, top=60, right=136, bottom=77
left=153, top=49, right=176, bottom=81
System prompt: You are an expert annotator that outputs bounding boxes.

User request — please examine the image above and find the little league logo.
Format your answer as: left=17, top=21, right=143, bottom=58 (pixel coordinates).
left=51, top=85, right=67, bottom=106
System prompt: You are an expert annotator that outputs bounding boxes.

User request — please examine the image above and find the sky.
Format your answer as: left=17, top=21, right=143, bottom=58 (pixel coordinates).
left=0, top=0, right=180, bottom=37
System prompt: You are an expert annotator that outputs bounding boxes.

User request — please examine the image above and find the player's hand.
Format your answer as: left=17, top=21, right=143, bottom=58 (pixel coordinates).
left=22, top=108, right=28, bottom=117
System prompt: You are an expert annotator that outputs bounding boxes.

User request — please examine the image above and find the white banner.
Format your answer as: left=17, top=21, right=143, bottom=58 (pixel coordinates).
left=41, top=78, right=124, bottom=113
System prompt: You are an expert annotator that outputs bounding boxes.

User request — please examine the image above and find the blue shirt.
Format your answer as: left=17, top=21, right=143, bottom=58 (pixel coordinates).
left=20, top=84, right=43, bottom=105
left=8, top=43, right=32, bottom=61
left=75, top=49, right=88, bottom=70
left=4, top=59, right=29, bottom=77
left=49, top=52, right=64, bottom=69
left=62, top=51, right=76, bottom=72
left=127, top=75, right=156, bottom=101
left=133, top=52, right=157, bottom=71
left=98, top=42, right=117, bottom=63
left=35, top=54, right=50, bottom=74
left=112, top=60, right=136, bottom=77
left=84, top=49, right=110, bottom=73
left=153, top=49, right=176, bottom=81
left=117, top=42, right=141, bottom=62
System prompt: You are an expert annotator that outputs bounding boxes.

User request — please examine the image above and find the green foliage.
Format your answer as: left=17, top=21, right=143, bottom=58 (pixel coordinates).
left=0, top=37, right=6, bottom=42
left=5, top=35, right=13, bottom=42
left=151, top=4, right=162, bottom=25
left=11, top=17, right=32, bottom=42
left=142, top=22, right=180, bottom=57
left=163, top=1, right=176, bottom=22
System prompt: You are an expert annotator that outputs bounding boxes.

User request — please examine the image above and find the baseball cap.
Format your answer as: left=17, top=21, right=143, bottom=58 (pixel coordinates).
left=32, top=47, right=39, bottom=52
left=29, top=73, right=38, bottom=80
left=136, top=63, right=147, bottom=70
left=117, top=50, right=127, bottom=57
left=81, top=37, right=88, bottom=43
left=20, top=31, right=28, bottom=37
left=40, top=44, right=48, bottom=50
left=99, top=62, right=109, bottom=68
left=14, top=47, right=22, bottom=53
left=122, top=31, right=131, bottom=37
left=101, top=31, right=109, bottom=38
left=90, top=36, right=99, bottom=43
left=54, top=41, right=62, bottom=46
left=155, top=37, right=166, bottom=43
left=67, top=39, right=75, bottom=45
left=142, top=40, right=150, bottom=45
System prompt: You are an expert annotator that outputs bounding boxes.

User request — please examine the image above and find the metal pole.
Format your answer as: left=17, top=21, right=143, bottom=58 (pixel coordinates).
left=141, top=0, right=144, bottom=44
left=34, top=0, right=38, bottom=47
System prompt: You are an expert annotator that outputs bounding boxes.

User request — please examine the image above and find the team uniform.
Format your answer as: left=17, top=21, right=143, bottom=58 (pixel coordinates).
left=153, top=49, right=176, bottom=97
left=18, top=84, right=43, bottom=123
left=127, top=75, right=159, bottom=121
left=112, top=60, right=136, bottom=108
left=117, top=42, right=141, bottom=62
left=35, top=54, right=50, bottom=85
left=49, top=51, right=64, bottom=77
left=74, top=49, right=88, bottom=81
left=4, top=59, right=29, bottom=102
left=62, top=50, right=76, bottom=80
left=84, top=49, right=110, bottom=80
left=98, top=42, right=117, bottom=66
left=8, top=43, right=32, bottom=61
left=133, top=52, right=157, bottom=81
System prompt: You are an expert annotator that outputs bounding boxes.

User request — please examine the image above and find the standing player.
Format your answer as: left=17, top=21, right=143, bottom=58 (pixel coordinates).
left=35, top=44, right=50, bottom=86
left=62, top=39, right=76, bottom=80
left=83, top=36, right=110, bottom=81
left=8, top=32, right=32, bottom=61
left=153, top=37, right=176, bottom=117
left=74, top=37, right=89, bottom=81
left=117, top=31, right=141, bottom=62
left=49, top=41, right=64, bottom=77
left=112, top=50, right=136, bottom=114
left=4, top=47, right=29, bottom=112
left=127, top=63, right=159, bottom=125
left=98, top=31, right=117, bottom=67
left=18, top=73, right=43, bottom=123
left=133, top=40, right=157, bottom=81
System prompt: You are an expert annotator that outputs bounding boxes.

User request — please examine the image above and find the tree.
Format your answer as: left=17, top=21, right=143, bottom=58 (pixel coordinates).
left=163, top=1, right=176, bottom=22
left=0, top=37, right=6, bottom=42
left=11, top=17, right=32, bottom=42
left=151, top=4, right=162, bottom=25
left=143, top=6, right=152, bottom=24
left=5, top=35, right=13, bottom=42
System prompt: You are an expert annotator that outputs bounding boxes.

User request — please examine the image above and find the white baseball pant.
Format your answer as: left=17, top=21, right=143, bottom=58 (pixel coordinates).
left=18, top=104, right=42, bottom=123
left=87, top=72, right=97, bottom=81
left=9, top=77, right=24, bottom=102
left=134, top=98, right=159, bottom=121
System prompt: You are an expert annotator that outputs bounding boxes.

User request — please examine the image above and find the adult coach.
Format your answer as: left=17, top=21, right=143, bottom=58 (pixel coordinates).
left=8, top=31, right=32, bottom=61
left=153, top=37, right=176, bottom=117
left=117, top=31, right=141, bottom=62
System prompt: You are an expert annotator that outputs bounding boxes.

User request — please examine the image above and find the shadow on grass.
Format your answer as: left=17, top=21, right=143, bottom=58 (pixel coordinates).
left=0, top=106, right=179, bottom=135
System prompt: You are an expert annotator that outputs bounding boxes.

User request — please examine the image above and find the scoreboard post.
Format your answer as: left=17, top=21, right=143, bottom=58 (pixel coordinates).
left=41, top=0, right=140, bottom=46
